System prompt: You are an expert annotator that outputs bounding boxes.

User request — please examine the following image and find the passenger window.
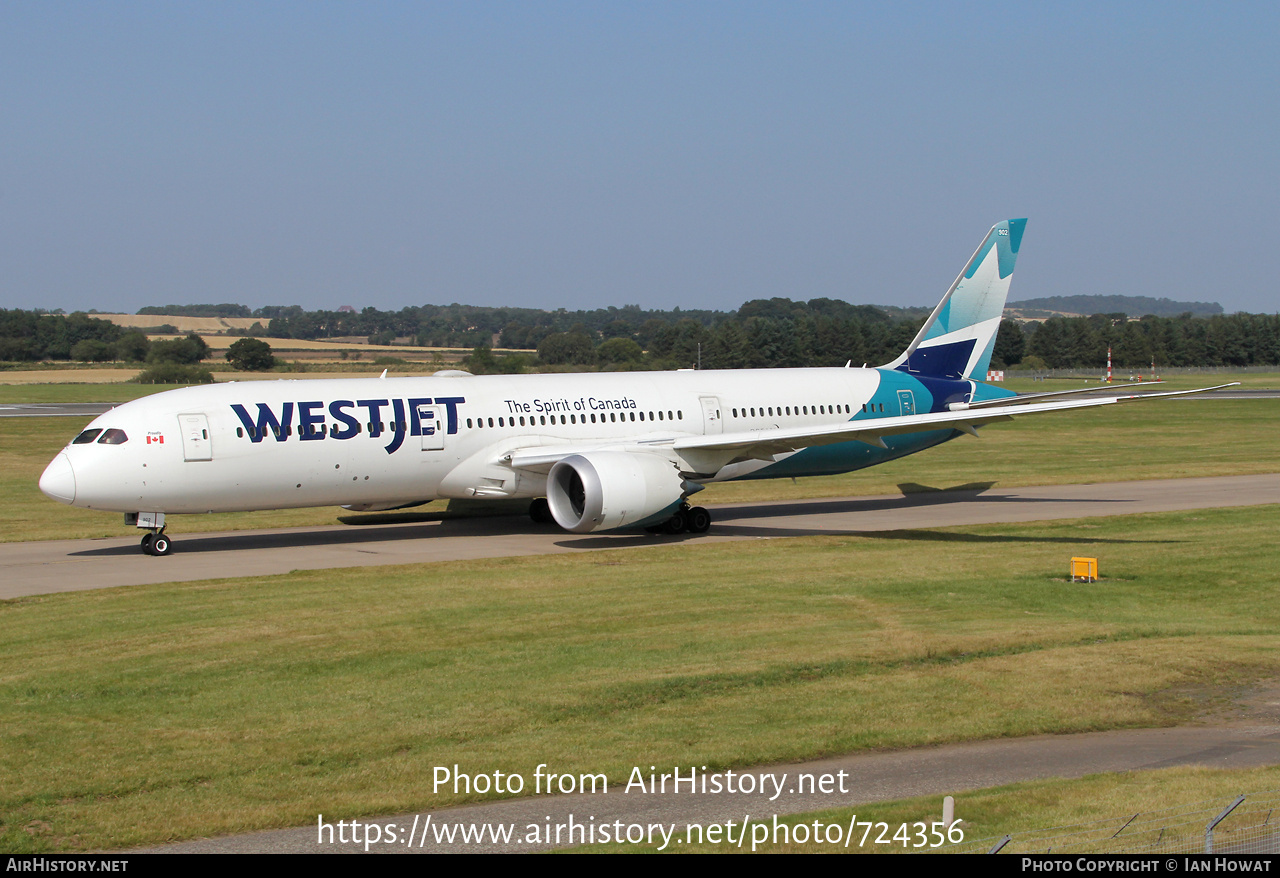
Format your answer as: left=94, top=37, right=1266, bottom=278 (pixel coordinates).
left=97, top=428, right=128, bottom=445
left=237, top=427, right=244, bottom=438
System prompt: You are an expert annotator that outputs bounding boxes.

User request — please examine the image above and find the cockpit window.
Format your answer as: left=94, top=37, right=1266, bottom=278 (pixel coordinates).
left=97, top=428, right=129, bottom=445
left=72, top=429, right=103, bottom=445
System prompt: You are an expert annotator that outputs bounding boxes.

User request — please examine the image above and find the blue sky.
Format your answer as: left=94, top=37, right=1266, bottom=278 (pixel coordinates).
left=2, top=2, right=1276, bottom=314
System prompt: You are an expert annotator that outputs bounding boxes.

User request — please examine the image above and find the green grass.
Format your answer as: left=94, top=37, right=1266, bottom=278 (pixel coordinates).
left=0, top=384, right=175, bottom=404
left=999, top=371, right=1280, bottom=393
left=1, top=505, right=1278, bottom=851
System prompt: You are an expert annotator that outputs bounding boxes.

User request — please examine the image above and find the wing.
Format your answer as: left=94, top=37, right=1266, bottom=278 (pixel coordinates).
left=505, top=383, right=1238, bottom=476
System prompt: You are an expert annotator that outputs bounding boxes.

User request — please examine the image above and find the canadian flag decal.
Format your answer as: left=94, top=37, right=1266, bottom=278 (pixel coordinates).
left=147, top=433, right=165, bottom=445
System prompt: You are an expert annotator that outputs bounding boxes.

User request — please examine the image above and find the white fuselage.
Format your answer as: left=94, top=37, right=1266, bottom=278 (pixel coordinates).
left=43, top=366, right=936, bottom=516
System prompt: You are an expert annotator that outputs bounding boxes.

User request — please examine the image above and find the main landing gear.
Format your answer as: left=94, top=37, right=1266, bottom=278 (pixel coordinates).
left=646, top=502, right=712, bottom=536
left=529, top=497, right=554, bottom=524
left=140, top=529, right=172, bottom=556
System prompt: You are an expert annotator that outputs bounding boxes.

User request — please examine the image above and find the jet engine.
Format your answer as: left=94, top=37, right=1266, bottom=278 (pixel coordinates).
left=546, top=452, right=686, bottom=533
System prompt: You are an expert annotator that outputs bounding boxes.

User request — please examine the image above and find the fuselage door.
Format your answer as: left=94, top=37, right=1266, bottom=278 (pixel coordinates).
left=897, top=390, right=916, bottom=417
left=178, top=413, right=213, bottom=461
left=418, top=404, right=445, bottom=451
left=699, top=396, right=723, bottom=435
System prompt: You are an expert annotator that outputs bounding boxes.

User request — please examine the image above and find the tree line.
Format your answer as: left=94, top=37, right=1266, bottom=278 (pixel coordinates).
left=2, top=303, right=1277, bottom=373
left=1015, top=312, right=1280, bottom=369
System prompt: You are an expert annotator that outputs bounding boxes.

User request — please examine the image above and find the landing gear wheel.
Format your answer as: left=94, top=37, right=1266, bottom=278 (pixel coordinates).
left=140, top=533, right=154, bottom=555
left=529, top=497, right=553, bottom=524
left=663, top=511, right=688, bottom=534
left=687, top=506, right=711, bottom=533
left=151, top=534, right=172, bottom=556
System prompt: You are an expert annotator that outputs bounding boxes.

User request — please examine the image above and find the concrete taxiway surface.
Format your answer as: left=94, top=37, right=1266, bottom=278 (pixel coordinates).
left=4, top=473, right=1277, bottom=600
left=148, top=721, right=1280, bottom=853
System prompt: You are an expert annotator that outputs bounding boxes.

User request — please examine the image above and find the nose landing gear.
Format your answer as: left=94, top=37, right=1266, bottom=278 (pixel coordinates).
left=127, top=511, right=172, bottom=556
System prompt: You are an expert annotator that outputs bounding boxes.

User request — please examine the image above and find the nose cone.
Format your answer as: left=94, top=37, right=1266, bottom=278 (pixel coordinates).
left=39, top=453, right=76, bottom=505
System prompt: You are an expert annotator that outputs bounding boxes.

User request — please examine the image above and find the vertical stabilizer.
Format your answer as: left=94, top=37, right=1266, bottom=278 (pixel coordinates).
left=887, top=219, right=1026, bottom=380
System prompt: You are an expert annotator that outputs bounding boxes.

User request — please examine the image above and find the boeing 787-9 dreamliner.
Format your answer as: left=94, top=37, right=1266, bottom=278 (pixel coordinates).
left=38, top=220, right=1229, bottom=555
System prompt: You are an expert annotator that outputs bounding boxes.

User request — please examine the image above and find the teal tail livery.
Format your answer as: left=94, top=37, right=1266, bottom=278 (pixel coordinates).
left=888, top=218, right=1026, bottom=381
left=39, top=219, right=1237, bottom=553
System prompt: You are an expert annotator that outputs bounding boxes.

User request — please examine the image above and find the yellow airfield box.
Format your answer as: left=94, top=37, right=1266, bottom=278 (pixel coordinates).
left=1071, top=557, right=1099, bottom=582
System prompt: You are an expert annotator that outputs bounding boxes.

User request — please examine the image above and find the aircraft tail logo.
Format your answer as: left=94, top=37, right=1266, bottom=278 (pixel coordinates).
left=887, top=219, right=1025, bottom=381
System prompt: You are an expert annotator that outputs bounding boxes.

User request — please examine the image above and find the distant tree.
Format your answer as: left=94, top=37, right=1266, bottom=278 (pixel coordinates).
left=462, top=344, right=498, bottom=374
left=538, top=332, right=596, bottom=365
left=131, top=363, right=215, bottom=384
left=147, top=334, right=209, bottom=365
left=597, top=337, right=643, bottom=365
left=601, top=319, right=635, bottom=340
left=225, top=337, right=277, bottom=371
left=738, top=298, right=804, bottom=321
left=70, top=339, right=116, bottom=362
left=991, top=318, right=1026, bottom=367
left=114, top=331, right=151, bottom=363
left=0, top=337, right=36, bottom=360
left=138, top=303, right=251, bottom=318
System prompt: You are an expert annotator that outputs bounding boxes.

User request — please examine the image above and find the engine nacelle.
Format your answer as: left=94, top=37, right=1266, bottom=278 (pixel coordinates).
left=546, top=452, right=686, bottom=533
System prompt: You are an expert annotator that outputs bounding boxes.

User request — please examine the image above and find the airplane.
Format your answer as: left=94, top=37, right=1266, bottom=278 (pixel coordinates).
left=38, top=219, right=1233, bottom=555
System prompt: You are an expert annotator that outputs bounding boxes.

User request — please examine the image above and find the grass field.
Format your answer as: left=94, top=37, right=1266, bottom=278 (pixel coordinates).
left=4, top=393, right=1277, bottom=542
left=1, top=504, right=1278, bottom=851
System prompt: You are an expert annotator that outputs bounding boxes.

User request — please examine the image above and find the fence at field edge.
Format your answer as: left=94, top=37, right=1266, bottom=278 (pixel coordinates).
left=931, top=790, right=1280, bottom=855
